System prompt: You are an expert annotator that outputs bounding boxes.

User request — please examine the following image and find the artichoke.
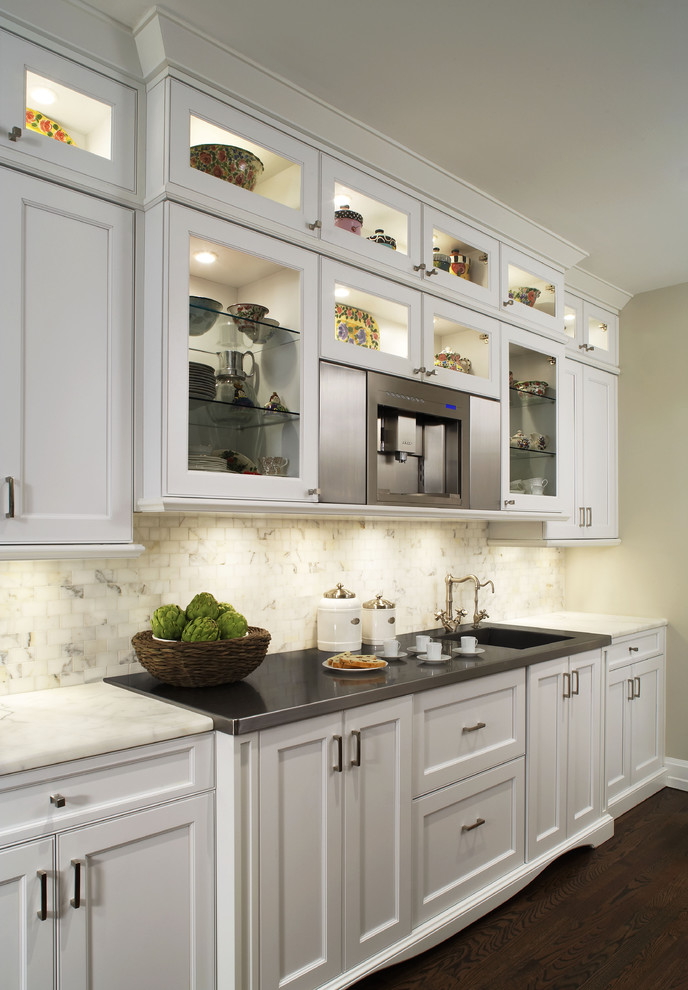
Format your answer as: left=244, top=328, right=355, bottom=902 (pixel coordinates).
left=151, top=604, right=187, bottom=640
left=216, top=602, right=236, bottom=616
left=181, top=617, right=220, bottom=642
left=186, top=592, right=220, bottom=621
left=217, top=609, right=248, bottom=640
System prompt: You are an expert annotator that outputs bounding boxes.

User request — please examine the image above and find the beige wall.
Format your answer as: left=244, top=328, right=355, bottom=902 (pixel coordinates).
left=565, top=282, right=688, bottom=760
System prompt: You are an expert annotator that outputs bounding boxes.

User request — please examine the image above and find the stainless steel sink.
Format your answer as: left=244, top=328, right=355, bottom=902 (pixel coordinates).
left=443, top=625, right=574, bottom=651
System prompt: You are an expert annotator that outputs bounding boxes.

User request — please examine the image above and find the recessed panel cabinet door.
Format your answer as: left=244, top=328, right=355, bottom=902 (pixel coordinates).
left=0, top=169, right=134, bottom=546
left=0, top=838, right=55, bottom=990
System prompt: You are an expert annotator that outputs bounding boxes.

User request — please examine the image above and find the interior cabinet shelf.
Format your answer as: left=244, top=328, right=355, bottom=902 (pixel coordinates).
left=509, top=388, right=556, bottom=406
left=188, top=397, right=299, bottom=430
left=509, top=447, right=556, bottom=458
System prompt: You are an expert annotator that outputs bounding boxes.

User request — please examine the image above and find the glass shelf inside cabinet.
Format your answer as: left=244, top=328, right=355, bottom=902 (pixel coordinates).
left=431, top=227, right=490, bottom=291
left=333, top=186, right=408, bottom=256
left=507, top=265, right=556, bottom=318
left=24, top=71, right=112, bottom=159
left=189, top=115, right=301, bottom=209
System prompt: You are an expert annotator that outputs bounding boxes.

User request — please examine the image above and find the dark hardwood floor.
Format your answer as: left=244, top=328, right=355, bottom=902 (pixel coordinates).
left=353, top=788, right=688, bottom=990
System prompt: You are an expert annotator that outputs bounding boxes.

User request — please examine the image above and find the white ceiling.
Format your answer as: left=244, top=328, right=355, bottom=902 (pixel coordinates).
left=89, top=0, right=688, bottom=299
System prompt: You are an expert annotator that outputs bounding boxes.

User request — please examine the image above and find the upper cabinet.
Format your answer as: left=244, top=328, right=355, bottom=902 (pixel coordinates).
left=421, top=207, right=500, bottom=310
left=150, top=79, right=320, bottom=236
left=564, top=292, right=619, bottom=369
left=500, top=246, right=565, bottom=340
left=0, top=29, right=139, bottom=199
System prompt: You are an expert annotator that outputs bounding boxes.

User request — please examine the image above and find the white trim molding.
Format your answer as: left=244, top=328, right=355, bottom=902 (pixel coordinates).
left=665, top=758, right=688, bottom=792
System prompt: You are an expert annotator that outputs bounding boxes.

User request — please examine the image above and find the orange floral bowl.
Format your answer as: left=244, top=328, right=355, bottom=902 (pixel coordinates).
left=190, top=144, right=264, bottom=190
left=25, top=109, right=76, bottom=145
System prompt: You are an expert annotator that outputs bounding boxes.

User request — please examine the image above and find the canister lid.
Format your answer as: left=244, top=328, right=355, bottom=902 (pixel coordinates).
left=323, top=582, right=356, bottom=599
left=362, top=593, right=395, bottom=609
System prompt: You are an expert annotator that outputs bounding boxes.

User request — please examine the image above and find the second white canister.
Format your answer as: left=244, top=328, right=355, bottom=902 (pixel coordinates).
left=361, top=593, right=396, bottom=645
left=317, top=582, right=362, bottom=652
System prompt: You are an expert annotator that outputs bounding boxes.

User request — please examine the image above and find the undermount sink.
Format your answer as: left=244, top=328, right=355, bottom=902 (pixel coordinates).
left=443, top=626, right=574, bottom=651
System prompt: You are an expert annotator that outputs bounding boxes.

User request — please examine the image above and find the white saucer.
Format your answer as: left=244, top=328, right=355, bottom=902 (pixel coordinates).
left=407, top=645, right=432, bottom=654
left=378, top=651, right=408, bottom=659
left=417, top=653, right=452, bottom=663
left=453, top=647, right=485, bottom=656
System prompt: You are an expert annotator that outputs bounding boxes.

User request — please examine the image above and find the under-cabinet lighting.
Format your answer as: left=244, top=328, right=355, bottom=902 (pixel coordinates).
left=29, top=86, right=57, bottom=106
left=194, top=250, right=218, bottom=265
left=335, top=286, right=350, bottom=299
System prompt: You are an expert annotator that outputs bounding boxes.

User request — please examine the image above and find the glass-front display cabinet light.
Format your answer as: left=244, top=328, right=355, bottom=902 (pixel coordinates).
left=508, top=342, right=557, bottom=497
left=25, top=70, right=113, bottom=159
left=187, top=235, right=302, bottom=479
left=189, top=114, right=302, bottom=211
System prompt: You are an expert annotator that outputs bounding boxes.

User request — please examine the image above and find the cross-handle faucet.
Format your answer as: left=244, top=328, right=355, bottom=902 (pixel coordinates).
left=436, top=573, right=495, bottom=632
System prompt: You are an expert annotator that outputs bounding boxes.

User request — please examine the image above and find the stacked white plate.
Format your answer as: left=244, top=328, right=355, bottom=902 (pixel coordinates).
left=189, top=362, right=217, bottom=400
left=188, top=453, right=227, bottom=472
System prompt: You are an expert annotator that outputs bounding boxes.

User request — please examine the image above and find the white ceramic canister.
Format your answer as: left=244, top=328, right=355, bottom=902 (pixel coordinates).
left=361, top=593, right=396, bottom=645
left=317, top=582, right=362, bottom=652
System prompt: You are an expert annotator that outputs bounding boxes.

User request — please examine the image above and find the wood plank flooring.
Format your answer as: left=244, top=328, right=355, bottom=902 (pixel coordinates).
left=353, top=788, right=688, bottom=990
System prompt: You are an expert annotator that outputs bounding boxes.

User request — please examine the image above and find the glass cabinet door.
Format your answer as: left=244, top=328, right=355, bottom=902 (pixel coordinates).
left=500, top=247, right=565, bottom=339
left=421, top=207, right=500, bottom=309
left=0, top=31, right=138, bottom=193
left=502, top=327, right=564, bottom=511
left=422, top=297, right=500, bottom=398
left=167, top=80, right=320, bottom=234
left=320, top=259, right=422, bottom=378
left=582, top=301, right=619, bottom=367
left=164, top=205, right=319, bottom=501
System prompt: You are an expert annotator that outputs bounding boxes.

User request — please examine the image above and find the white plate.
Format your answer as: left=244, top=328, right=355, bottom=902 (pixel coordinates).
left=417, top=653, right=452, bottom=663
left=377, top=651, right=408, bottom=659
left=453, top=647, right=485, bottom=656
left=322, top=658, right=388, bottom=674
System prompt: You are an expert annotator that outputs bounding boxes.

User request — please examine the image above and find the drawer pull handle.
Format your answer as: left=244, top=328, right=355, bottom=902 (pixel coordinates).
left=461, top=817, right=486, bottom=833
left=634, top=676, right=641, bottom=698
left=50, top=793, right=66, bottom=808
left=37, top=870, right=48, bottom=921
left=629, top=646, right=639, bottom=653
left=333, top=735, right=343, bottom=773
left=571, top=669, right=580, bottom=696
left=70, top=860, right=82, bottom=909
left=462, top=721, right=486, bottom=733
left=628, top=678, right=635, bottom=701
left=351, top=729, right=361, bottom=767
left=4, top=476, right=15, bottom=519
left=563, top=671, right=571, bottom=699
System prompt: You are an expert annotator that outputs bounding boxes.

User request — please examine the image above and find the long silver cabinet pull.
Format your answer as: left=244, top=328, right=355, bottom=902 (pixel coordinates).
left=461, top=817, right=486, bottom=833
left=563, top=671, right=571, bottom=699
left=628, top=678, right=635, bottom=701
left=37, top=870, right=48, bottom=921
left=462, top=721, right=486, bottom=733
left=579, top=507, right=585, bottom=527
left=333, top=735, right=343, bottom=773
left=634, top=676, right=641, bottom=698
left=70, top=860, right=83, bottom=909
left=586, top=507, right=592, bottom=527
left=351, top=729, right=361, bottom=767
left=571, top=669, right=580, bottom=696
left=4, top=476, right=15, bottom=518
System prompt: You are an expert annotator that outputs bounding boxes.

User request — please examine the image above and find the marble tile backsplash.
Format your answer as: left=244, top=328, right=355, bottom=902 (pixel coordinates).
left=0, top=514, right=565, bottom=694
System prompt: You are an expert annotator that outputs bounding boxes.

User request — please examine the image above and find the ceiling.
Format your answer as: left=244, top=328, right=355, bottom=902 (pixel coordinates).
left=87, top=0, right=688, bottom=299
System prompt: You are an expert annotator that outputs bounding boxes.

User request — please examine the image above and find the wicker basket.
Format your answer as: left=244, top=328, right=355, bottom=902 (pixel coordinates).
left=131, top=627, right=271, bottom=688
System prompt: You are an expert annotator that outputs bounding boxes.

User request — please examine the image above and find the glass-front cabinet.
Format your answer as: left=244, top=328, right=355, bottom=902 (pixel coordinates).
left=564, top=292, right=619, bottom=368
left=500, top=246, right=565, bottom=340
left=141, top=203, right=319, bottom=505
left=422, top=297, right=500, bottom=398
left=421, top=207, right=500, bottom=310
left=163, top=79, right=320, bottom=234
left=502, top=326, right=564, bottom=512
left=0, top=29, right=138, bottom=195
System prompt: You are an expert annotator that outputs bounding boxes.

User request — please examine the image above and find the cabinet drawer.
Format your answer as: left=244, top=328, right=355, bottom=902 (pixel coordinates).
left=412, top=758, right=525, bottom=925
left=606, top=628, right=665, bottom=670
left=412, top=669, right=525, bottom=796
left=0, top=733, right=214, bottom=845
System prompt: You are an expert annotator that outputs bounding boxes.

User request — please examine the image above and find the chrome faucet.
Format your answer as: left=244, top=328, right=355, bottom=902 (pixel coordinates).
left=435, top=573, right=495, bottom=631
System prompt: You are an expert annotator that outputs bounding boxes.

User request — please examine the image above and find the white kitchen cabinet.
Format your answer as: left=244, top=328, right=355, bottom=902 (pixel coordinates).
left=527, top=650, right=602, bottom=861
left=605, top=628, right=665, bottom=817
left=500, top=246, right=565, bottom=340
left=0, top=168, right=136, bottom=555
left=0, top=734, right=216, bottom=990
left=258, top=697, right=412, bottom=990
left=421, top=206, right=500, bottom=311
left=0, top=28, right=139, bottom=199
left=139, top=201, right=320, bottom=509
left=564, top=292, right=619, bottom=369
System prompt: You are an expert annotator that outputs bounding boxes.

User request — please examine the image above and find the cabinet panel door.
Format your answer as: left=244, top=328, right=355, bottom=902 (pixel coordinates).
left=526, top=658, right=568, bottom=860
left=0, top=838, right=54, bottom=990
left=567, top=651, right=602, bottom=836
left=605, top=664, right=633, bottom=803
left=343, top=698, right=412, bottom=969
left=630, top=655, right=664, bottom=784
left=57, top=794, right=215, bottom=990
left=0, top=169, right=133, bottom=546
left=581, top=367, right=617, bottom=538
left=259, top=714, right=342, bottom=990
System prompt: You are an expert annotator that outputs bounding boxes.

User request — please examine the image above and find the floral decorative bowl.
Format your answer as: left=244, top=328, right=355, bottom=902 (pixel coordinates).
left=228, top=302, right=270, bottom=341
left=190, top=144, right=264, bottom=190
left=513, top=380, right=548, bottom=396
left=25, top=109, right=76, bottom=145
left=189, top=296, right=224, bottom=336
left=335, top=304, right=380, bottom=350
left=434, top=350, right=471, bottom=373
left=509, top=286, right=542, bottom=307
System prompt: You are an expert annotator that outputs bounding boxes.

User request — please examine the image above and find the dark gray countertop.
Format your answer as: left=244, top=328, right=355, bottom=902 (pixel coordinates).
left=105, top=623, right=611, bottom=734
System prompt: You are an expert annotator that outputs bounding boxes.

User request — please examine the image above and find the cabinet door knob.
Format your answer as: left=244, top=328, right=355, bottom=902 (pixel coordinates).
left=461, top=817, right=486, bottom=833
left=307, top=219, right=322, bottom=230
left=8, top=126, right=22, bottom=141
left=503, top=299, right=514, bottom=307
left=504, top=499, right=515, bottom=506
left=413, top=262, right=427, bottom=272
left=307, top=488, right=321, bottom=498
left=50, top=793, right=66, bottom=808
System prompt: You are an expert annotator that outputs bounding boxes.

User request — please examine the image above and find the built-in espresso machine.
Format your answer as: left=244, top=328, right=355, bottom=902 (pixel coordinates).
left=319, top=362, right=501, bottom=510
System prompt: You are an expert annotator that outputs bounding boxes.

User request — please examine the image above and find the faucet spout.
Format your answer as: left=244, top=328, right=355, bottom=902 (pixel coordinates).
left=439, top=573, right=495, bottom=631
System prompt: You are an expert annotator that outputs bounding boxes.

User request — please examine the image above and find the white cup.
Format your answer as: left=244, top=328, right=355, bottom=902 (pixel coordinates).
left=460, top=635, right=478, bottom=653
left=383, top=638, right=400, bottom=657
left=425, top=640, right=442, bottom=660
left=415, top=634, right=431, bottom=652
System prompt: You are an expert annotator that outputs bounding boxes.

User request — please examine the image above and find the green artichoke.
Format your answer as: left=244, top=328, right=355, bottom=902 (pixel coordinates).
left=186, top=592, right=220, bottom=621
left=151, top=604, right=187, bottom=640
left=216, top=602, right=236, bottom=616
left=181, top=617, right=220, bottom=642
left=217, top=609, right=248, bottom=640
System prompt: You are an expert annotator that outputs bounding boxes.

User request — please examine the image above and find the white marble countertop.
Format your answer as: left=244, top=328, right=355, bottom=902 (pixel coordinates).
left=504, top=611, right=667, bottom=638
left=0, top=682, right=214, bottom=776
